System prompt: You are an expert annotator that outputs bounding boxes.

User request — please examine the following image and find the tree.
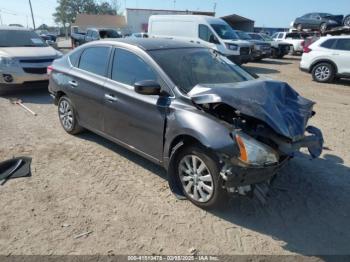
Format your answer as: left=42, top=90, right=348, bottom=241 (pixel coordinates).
left=53, top=0, right=121, bottom=27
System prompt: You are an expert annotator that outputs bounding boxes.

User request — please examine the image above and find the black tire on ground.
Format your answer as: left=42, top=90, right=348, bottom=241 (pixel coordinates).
left=277, top=54, right=285, bottom=59
left=58, top=96, right=84, bottom=135
left=175, top=145, right=227, bottom=209
left=320, top=23, right=328, bottom=34
left=289, top=46, right=295, bottom=55
left=311, top=62, right=335, bottom=83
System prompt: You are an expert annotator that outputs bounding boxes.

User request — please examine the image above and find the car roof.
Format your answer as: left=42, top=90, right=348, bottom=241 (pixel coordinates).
left=96, top=38, right=203, bottom=51
left=323, top=35, right=350, bottom=39
left=0, top=26, right=31, bottom=31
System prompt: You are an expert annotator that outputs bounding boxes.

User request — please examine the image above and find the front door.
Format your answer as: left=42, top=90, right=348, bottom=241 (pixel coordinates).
left=332, top=38, right=350, bottom=74
left=103, top=48, right=169, bottom=161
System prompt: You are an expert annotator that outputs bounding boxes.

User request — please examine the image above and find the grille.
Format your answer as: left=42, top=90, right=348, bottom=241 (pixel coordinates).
left=23, top=67, right=47, bottom=74
left=240, top=47, right=250, bottom=55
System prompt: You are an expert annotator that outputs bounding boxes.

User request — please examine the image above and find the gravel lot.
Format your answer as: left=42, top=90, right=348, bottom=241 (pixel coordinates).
left=0, top=56, right=349, bottom=256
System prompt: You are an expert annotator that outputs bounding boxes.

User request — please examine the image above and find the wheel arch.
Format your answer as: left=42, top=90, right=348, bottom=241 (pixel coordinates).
left=310, top=59, right=338, bottom=74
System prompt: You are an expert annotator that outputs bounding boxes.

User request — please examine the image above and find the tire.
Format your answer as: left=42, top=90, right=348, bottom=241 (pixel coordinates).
left=344, top=16, right=350, bottom=27
left=58, top=96, right=84, bottom=135
left=312, top=62, right=335, bottom=83
left=277, top=54, right=285, bottom=59
left=289, top=46, right=295, bottom=55
left=296, top=24, right=303, bottom=31
left=175, top=145, right=227, bottom=209
left=320, top=23, right=328, bottom=34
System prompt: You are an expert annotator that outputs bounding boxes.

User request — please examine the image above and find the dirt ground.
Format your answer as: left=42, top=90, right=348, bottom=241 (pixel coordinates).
left=0, top=56, right=349, bottom=256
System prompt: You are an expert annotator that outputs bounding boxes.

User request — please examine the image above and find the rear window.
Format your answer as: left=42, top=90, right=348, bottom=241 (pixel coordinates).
left=286, top=33, right=302, bottom=39
left=0, top=30, right=47, bottom=47
left=78, top=47, right=110, bottom=76
left=320, top=39, right=336, bottom=49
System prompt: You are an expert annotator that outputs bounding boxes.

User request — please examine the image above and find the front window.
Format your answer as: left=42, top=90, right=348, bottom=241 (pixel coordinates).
left=150, top=48, right=254, bottom=94
left=261, top=34, right=273, bottom=41
left=210, top=24, right=238, bottom=40
left=248, top=34, right=264, bottom=41
left=78, top=47, right=110, bottom=76
left=0, top=30, right=47, bottom=47
left=236, top=31, right=252, bottom=40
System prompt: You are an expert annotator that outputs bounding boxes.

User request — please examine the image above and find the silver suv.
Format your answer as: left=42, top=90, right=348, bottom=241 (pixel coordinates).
left=0, top=26, right=62, bottom=93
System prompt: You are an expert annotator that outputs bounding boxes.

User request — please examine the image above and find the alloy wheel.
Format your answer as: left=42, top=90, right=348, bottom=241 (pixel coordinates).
left=178, top=155, right=214, bottom=203
left=314, top=65, right=330, bottom=81
left=59, top=99, right=74, bottom=131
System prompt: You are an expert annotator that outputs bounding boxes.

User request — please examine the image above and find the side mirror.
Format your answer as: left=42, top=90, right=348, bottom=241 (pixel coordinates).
left=134, top=80, right=161, bottom=95
left=209, top=35, right=220, bottom=44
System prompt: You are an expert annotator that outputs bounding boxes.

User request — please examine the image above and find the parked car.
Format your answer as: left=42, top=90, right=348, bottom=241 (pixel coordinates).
left=129, top=32, right=148, bottom=38
left=344, top=15, right=350, bottom=27
left=234, top=30, right=271, bottom=61
left=252, top=33, right=291, bottom=59
left=71, top=28, right=121, bottom=47
left=300, top=35, right=350, bottom=83
left=0, top=26, right=62, bottom=93
left=272, top=32, right=305, bottom=55
left=293, top=13, right=344, bottom=34
left=48, top=39, right=324, bottom=209
left=148, top=15, right=252, bottom=65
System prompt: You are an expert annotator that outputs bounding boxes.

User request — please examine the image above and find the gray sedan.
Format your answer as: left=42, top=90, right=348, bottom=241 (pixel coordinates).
left=48, top=39, right=323, bottom=209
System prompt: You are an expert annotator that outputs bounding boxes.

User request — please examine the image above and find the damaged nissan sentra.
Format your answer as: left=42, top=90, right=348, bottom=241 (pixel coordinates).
left=48, top=39, right=323, bottom=209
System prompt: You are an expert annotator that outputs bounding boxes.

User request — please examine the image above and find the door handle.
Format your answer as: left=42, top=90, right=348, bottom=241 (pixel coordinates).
left=332, top=53, right=340, bottom=56
left=105, top=94, right=117, bottom=102
left=69, top=80, right=78, bottom=87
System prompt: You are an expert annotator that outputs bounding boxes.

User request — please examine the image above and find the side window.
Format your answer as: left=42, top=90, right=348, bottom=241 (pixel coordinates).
left=320, top=39, right=336, bottom=49
left=93, top=31, right=99, bottom=39
left=334, top=39, right=350, bottom=51
left=69, top=49, right=82, bottom=67
left=277, top=33, right=284, bottom=39
left=111, top=48, right=157, bottom=86
left=79, top=47, right=110, bottom=76
left=198, top=24, right=213, bottom=42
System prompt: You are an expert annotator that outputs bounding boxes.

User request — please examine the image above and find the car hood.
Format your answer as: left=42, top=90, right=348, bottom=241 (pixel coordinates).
left=189, top=80, right=315, bottom=141
left=223, top=39, right=251, bottom=47
left=0, top=46, right=58, bottom=58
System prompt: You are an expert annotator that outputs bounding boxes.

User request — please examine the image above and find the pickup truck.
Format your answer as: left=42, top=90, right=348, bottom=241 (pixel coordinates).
left=272, top=32, right=305, bottom=55
left=251, top=33, right=292, bottom=59
left=71, top=28, right=121, bottom=47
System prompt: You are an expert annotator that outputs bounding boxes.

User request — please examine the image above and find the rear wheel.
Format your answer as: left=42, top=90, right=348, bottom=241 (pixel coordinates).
left=175, top=145, right=226, bottom=209
left=58, top=96, right=83, bottom=134
left=312, top=62, right=335, bottom=83
left=320, top=23, right=328, bottom=34
left=344, top=16, right=350, bottom=27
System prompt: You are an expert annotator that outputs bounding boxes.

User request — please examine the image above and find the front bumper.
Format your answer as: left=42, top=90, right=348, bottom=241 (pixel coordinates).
left=227, top=54, right=252, bottom=65
left=0, top=68, right=49, bottom=86
left=252, top=49, right=272, bottom=59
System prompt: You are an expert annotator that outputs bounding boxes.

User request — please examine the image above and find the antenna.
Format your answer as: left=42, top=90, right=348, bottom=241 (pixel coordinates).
left=173, top=0, right=176, bottom=9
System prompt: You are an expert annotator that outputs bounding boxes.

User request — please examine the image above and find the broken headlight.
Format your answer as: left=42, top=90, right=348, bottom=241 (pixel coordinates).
left=235, top=133, right=279, bottom=166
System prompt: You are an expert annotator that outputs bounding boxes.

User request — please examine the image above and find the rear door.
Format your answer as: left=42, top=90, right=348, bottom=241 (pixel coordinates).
left=332, top=38, right=350, bottom=74
left=103, top=48, right=169, bottom=161
left=67, top=46, right=112, bottom=130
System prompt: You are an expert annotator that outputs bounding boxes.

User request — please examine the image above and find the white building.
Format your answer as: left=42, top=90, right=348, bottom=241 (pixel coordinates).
left=125, top=8, right=215, bottom=33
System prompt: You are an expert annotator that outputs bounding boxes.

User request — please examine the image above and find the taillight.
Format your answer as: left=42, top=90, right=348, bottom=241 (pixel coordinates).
left=301, top=40, right=305, bottom=47
left=47, top=65, right=53, bottom=75
left=303, top=46, right=312, bottom=53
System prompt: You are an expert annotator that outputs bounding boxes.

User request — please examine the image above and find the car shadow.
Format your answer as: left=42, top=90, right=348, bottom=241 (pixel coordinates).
left=77, top=131, right=350, bottom=255
left=334, top=78, right=350, bottom=87
left=243, top=66, right=280, bottom=75
left=211, top=153, right=350, bottom=256
left=283, top=56, right=302, bottom=61
left=1, top=88, right=52, bottom=105
left=255, top=59, right=292, bottom=65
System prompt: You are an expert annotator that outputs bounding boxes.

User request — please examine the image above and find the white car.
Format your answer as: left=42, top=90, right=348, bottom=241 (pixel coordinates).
left=272, top=32, right=305, bottom=55
left=300, top=35, right=350, bottom=83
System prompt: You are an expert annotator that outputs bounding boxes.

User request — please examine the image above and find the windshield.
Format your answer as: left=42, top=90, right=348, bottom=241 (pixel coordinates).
left=150, top=48, right=254, bottom=94
left=260, top=34, right=273, bottom=41
left=100, top=30, right=121, bottom=38
left=248, top=33, right=264, bottom=41
left=210, top=24, right=238, bottom=40
left=0, top=30, right=47, bottom=47
left=236, top=31, right=252, bottom=40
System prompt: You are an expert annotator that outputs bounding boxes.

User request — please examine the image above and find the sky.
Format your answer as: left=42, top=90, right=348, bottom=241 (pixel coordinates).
left=0, top=0, right=349, bottom=28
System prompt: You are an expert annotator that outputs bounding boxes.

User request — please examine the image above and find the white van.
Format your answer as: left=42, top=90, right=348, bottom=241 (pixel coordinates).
left=148, top=15, right=252, bottom=64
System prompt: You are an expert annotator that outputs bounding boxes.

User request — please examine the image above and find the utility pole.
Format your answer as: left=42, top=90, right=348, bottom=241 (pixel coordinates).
left=213, top=2, right=217, bottom=13
left=0, top=10, right=3, bottom=25
left=28, top=0, right=36, bottom=29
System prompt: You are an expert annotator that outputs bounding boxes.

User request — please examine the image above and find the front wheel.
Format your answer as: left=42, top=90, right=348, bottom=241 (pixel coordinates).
left=175, top=145, right=226, bottom=209
left=312, top=62, right=335, bottom=83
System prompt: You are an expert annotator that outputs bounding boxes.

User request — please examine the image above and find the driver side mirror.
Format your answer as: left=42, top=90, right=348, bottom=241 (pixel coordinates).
left=134, top=80, right=161, bottom=95
left=209, top=35, right=220, bottom=44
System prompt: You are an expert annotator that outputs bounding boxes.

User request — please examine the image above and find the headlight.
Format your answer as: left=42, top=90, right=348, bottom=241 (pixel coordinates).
left=255, top=44, right=262, bottom=50
left=235, top=133, right=279, bottom=166
left=225, top=43, right=238, bottom=51
left=0, top=57, right=20, bottom=68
